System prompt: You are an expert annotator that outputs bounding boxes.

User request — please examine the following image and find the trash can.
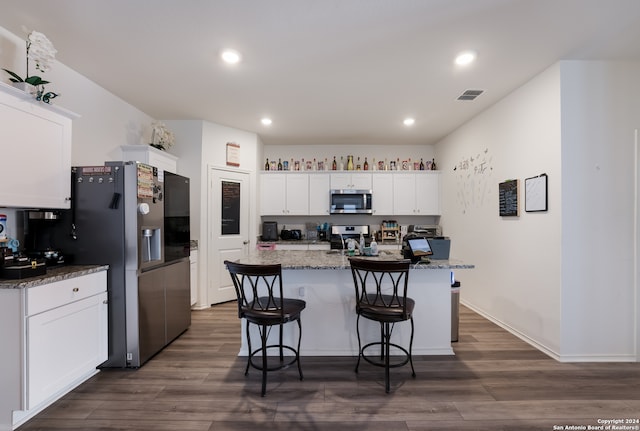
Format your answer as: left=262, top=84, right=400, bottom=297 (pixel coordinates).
left=451, top=280, right=461, bottom=342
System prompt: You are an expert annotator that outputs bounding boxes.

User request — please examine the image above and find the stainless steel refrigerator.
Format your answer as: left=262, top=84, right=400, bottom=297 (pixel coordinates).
left=59, top=161, right=191, bottom=368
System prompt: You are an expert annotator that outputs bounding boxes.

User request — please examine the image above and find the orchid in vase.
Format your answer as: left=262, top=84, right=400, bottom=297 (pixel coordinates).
left=3, top=30, right=59, bottom=102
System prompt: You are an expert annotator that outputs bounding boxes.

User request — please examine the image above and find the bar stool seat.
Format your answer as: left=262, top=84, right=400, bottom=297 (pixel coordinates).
left=349, top=257, right=416, bottom=393
left=224, top=261, right=306, bottom=396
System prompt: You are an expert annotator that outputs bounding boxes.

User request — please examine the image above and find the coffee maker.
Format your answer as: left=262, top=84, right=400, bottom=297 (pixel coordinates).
left=20, top=210, right=70, bottom=266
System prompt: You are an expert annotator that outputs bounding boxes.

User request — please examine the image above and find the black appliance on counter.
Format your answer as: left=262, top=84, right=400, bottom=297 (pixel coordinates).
left=280, top=228, right=302, bottom=240
left=21, top=210, right=71, bottom=266
left=329, top=225, right=371, bottom=250
left=261, top=221, right=278, bottom=241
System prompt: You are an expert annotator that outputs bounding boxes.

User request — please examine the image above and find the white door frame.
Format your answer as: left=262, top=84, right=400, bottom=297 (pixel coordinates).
left=208, top=167, right=251, bottom=305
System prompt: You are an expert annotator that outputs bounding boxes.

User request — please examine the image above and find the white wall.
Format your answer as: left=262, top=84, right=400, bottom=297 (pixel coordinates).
left=165, top=120, right=262, bottom=308
left=436, top=64, right=563, bottom=355
left=559, top=61, right=640, bottom=360
left=436, top=61, right=640, bottom=361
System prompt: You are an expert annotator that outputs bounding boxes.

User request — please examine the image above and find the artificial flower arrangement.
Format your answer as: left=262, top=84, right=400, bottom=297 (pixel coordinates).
left=2, top=30, right=59, bottom=103
left=150, top=121, right=175, bottom=151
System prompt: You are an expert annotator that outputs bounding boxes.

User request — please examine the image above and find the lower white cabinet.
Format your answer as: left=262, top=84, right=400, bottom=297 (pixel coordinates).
left=272, top=243, right=331, bottom=251
left=0, top=269, right=108, bottom=430
left=27, top=290, right=107, bottom=409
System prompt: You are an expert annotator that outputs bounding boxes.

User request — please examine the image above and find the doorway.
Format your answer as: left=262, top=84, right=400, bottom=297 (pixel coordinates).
left=208, top=168, right=250, bottom=304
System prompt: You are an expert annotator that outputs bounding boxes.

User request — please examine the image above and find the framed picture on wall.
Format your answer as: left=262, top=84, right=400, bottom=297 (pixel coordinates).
left=525, top=174, right=548, bottom=212
left=498, top=179, right=519, bottom=217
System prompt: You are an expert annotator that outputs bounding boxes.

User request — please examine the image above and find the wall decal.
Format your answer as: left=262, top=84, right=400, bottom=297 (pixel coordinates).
left=455, top=148, right=493, bottom=214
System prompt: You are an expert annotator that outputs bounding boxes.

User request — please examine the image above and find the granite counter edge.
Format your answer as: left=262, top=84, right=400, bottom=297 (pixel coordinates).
left=0, top=265, right=109, bottom=289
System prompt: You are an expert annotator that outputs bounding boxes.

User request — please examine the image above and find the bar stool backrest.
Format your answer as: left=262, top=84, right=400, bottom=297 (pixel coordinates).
left=225, top=261, right=284, bottom=319
left=349, top=258, right=412, bottom=320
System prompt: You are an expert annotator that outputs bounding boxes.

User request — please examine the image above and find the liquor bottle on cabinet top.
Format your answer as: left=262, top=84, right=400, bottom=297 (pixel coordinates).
left=363, top=157, right=369, bottom=170
left=420, top=158, right=425, bottom=170
left=356, top=156, right=361, bottom=170
left=264, top=158, right=270, bottom=171
left=347, top=155, right=354, bottom=170
left=339, top=156, right=344, bottom=170
left=277, top=158, right=283, bottom=170
left=332, top=156, right=337, bottom=170
left=371, top=158, right=377, bottom=171
left=324, top=158, right=329, bottom=171
left=431, top=158, right=437, bottom=170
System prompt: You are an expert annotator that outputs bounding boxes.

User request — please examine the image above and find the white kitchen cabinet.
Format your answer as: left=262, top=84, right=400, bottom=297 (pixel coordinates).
left=0, top=82, right=79, bottom=209
left=121, top=145, right=178, bottom=174
left=271, top=242, right=330, bottom=251
left=308, top=243, right=330, bottom=251
left=190, top=250, right=198, bottom=306
left=274, top=243, right=308, bottom=251
left=0, top=269, right=108, bottom=430
left=393, top=172, right=441, bottom=215
left=260, top=173, right=309, bottom=215
left=308, top=173, right=331, bottom=215
left=372, top=172, right=394, bottom=215
left=330, top=172, right=372, bottom=190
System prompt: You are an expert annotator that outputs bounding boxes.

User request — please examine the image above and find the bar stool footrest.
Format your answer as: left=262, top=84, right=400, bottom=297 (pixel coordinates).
left=360, top=341, right=411, bottom=369
left=248, top=345, right=300, bottom=372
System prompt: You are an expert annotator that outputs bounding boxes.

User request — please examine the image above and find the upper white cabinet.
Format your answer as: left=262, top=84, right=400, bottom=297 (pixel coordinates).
left=372, top=173, right=394, bottom=215
left=308, top=173, right=331, bottom=215
left=0, top=82, right=79, bottom=209
left=259, top=171, right=441, bottom=217
left=121, top=145, right=178, bottom=174
left=393, top=172, right=441, bottom=215
left=260, top=173, right=309, bottom=215
left=330, top=173, right=372, bottom=190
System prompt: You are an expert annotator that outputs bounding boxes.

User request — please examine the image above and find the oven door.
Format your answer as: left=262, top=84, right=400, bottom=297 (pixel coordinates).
left=330, top=189, right=372, bottom=214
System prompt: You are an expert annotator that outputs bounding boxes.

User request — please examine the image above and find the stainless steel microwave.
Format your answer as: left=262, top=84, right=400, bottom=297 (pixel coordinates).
left=330, top=189, right=373, bottom=214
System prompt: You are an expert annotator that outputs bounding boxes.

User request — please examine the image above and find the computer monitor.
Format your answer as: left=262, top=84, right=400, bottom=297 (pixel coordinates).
left=407, top=237, right=433, bottom=257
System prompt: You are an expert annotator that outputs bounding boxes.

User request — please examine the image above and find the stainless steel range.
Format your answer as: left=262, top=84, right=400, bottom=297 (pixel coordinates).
left=329, top=225, right=371, bottom=250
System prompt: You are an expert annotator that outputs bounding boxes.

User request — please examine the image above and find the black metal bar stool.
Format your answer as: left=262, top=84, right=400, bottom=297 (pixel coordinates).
left=224, top=260, right=306, bottom=396
left=348, top=257, right=415, bottom=393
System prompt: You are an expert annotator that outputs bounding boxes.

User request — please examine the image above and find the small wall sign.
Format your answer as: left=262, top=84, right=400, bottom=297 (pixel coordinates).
left=498, top=179, right=519, bottom=217
left=226, top=142, right=240, bottom=167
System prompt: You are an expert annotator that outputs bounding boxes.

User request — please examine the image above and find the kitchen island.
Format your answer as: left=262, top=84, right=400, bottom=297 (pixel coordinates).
left=233, top=250, right=473, bottom=357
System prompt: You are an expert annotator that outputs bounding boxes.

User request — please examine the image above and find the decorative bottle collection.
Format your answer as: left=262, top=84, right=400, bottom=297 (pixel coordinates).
left=263, top=155, right=437, bottom=171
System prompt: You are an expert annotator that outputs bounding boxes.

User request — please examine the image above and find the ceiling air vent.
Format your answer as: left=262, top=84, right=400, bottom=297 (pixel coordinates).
left=457, top=89, right=484, bottom=101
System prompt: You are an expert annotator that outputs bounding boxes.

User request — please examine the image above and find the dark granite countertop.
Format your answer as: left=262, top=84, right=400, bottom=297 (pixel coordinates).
left=0, top=265, right=109, bottom=289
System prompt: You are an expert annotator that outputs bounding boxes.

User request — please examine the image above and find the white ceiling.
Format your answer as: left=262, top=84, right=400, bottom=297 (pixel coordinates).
left=2, top=0, right=640, bottom=146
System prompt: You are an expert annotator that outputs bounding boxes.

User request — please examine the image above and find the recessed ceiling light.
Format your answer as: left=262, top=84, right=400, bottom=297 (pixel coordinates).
left=455, top=50, right=477, bottom=66
left=403, top=118, right=415, bottom=126
left=221, top=49, right=241, bottom=64
left=261, top=118, right=272, bottom=126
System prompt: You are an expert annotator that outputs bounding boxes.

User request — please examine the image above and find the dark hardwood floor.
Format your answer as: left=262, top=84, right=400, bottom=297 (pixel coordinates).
left=18, top=303, right=640, bottom=431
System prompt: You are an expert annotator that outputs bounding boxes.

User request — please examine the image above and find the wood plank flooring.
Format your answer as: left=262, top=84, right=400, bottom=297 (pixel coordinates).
left=18, top=303, right=640, bottom=431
